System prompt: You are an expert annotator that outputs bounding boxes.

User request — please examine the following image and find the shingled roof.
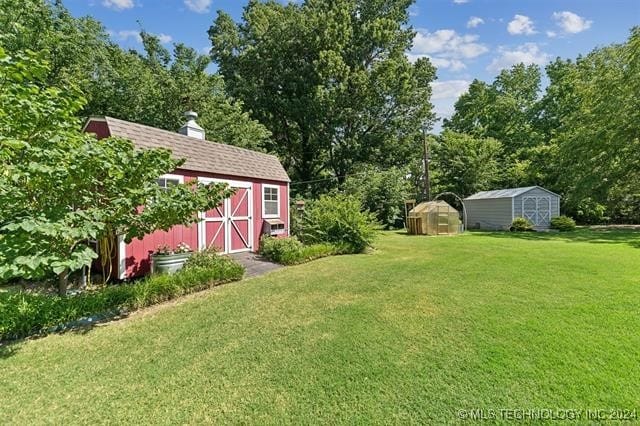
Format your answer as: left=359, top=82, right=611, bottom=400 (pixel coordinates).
left=87, top=116, right=290, bottom=182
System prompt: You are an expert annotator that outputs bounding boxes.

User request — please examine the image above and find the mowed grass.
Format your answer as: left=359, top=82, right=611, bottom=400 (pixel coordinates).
left=1, top=230, right=639, bottom=424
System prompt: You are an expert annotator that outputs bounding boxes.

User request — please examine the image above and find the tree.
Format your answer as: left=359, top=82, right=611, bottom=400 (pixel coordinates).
left=209, top=0, right=436, bottom=192
left=343, top=165, right=410, bottom=228
left=443, top=64, right=544, bottom=188
left=0, top=0, right=112, bottom=91
left=0, top=49, right=233, bottom=295
left=442, top=79, right=494, bottom=137
left=86, top=33, right=272, bottom=150
left=541, top=28, right=640, bottom=220
left=0, top=0, right=271, bottom=150
left=442, top=28, right=640, bottom=222
left=430, top=131, right=502, bottom=198
left=445, top=64, right=542, bottom=156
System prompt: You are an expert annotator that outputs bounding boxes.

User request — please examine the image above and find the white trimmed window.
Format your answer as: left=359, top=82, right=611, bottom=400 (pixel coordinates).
left=157, top=174, right=183, bottom=190
left=263, top=185, right=280, bottom=218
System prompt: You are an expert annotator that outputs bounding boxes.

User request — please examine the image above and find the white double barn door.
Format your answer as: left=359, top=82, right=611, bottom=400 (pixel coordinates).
left=522, top=196, right=551, bottom=227
left=198, top=178, right=253, bottom=254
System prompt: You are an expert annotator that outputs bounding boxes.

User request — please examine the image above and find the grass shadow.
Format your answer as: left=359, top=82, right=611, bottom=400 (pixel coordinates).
left=68, top=324, right=97, bottom=336
left=0, top=342, right=21, bottom=359
left=0, top=310, right=133, bottom=352
left=474, top=228, right=640, bottom=249
left=394, top=231, right=463, bottom=237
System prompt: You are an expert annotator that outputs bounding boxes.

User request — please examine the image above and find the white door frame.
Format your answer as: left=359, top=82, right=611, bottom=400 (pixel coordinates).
left=198, top=178, right=253, bottom=253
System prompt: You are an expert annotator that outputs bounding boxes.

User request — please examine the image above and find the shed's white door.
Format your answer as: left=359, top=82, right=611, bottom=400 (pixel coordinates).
left=522, top=196, right=551, bottom=227
left=198, top=179, right=253, bottom=253
left=227, top=186, right=252, bottom=253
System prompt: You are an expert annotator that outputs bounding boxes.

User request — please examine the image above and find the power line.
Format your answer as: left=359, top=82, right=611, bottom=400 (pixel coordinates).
left=289, top=166, right=407, bottom=186
left=290, top=175, right=341, bottom=186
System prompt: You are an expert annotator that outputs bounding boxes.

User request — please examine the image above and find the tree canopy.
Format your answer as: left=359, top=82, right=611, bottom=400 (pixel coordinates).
left=443, top=29, right=640, bottom=222
left=0, top=48, right=232, bottom=294
left=0, top=0, right=270, bottom=150
left=430, top=131, right=502, bottom=198
left=209, top=0, right=436, bottom=194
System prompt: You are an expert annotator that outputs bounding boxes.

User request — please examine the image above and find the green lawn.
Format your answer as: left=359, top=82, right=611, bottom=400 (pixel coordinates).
left=2, top=230, right=639, bottom=424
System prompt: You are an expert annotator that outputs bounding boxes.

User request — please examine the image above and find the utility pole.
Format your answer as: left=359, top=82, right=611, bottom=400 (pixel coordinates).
left=423, top=131, right=431, bottom=201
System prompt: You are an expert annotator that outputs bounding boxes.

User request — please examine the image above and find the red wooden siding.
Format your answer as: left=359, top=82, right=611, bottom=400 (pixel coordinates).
left=122, top=169, right=289, bottom=278
left=84, top=119, right=111, bottom=139
left=125, top=225, right=198, bottom=277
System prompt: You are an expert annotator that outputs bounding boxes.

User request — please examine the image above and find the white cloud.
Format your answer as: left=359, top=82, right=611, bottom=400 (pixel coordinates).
left=453, top=0, right=469, bottom=4
left=467, top=17, right=484, bottom=29
left=407, top=54, right=466, bottom=71
left=430, top=57, right=466, bottom=72
left=111, top=30, right=142, bottom=43
left=409, top=5, right=419, bottom=17
left=552, top=11, right=592, bottom=34
left=405, top=53, right=423, bottom=63
left=430, top=80, right=471, bottom=127
left=412, top=29, right=489, bottom=59
left=409, top=29, right=487, bottom=73
left=102, top=0, right=134, bottom=11
left=156, top=34, right=173, bottom=44
left=431, top=80, right=471, bottom=101
left=507, top=14, right=536, bottom=35
left=184, top=0, right=212, bottom=13
left=487, top=43, right=550, bottom=72
left=546, top=30, right=557, bottom=38
left=108, top=30, right=173, bottom=44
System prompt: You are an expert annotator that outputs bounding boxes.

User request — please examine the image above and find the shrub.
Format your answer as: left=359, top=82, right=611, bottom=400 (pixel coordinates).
left=510, top=217, right=534, bottom=232
left=299, top=243, right=337, bottom=260
left=301, top=194, right=378, bottom=253
left=550, top=215, right=576, bottom=231
left=183, top=247, right=221, bottom=269
left=575, top=198, right=608, bottom=224
left=0, top=256, right=244, bottom=342
left=259, top=236, right=336, bottom=265
left=289, top=199, right=305, bottom=238
left=343, top=165, right=409, bottom=229
left=259, top=236, right=303, bottom=264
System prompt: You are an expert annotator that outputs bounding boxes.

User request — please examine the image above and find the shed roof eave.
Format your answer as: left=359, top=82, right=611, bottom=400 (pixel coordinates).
left=84, top=116, right=290, bottom=183
left=464, top=186, right=560, bottom=201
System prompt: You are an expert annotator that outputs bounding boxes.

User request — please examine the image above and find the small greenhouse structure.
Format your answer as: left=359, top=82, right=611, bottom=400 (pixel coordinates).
left=407, top=201, right=462, bottom=235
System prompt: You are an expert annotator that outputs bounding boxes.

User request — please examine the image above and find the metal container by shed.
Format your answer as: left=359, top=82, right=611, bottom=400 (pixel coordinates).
left=407, top=201, right=461, bottom=235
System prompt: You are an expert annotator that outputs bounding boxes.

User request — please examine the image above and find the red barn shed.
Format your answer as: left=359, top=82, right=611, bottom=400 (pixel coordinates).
left=83, top=113, right=290, bottom=279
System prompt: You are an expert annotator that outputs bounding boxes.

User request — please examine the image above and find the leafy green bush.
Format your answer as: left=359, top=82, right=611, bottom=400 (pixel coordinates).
left=183, top=248, right=221, bottom=269
left=289, top=198, right=305, bottom=238
left=301, top=194, right=378, bottom=253
left=299, top=243, right=337, bottom=260
left=575, top=198, right=608, bottom=224
left=0, top=256, right=244, bottom=342
left=343, top=165, right=409, bottom=229
left=0, top=50, right=234, bottom=296
left=259, top=236, right=336, bottom=265
left=550, top=215, right=576, bottom=231
left=259, top=236, right=303, bottom=264
left=510, top=217, right=534, bottom=232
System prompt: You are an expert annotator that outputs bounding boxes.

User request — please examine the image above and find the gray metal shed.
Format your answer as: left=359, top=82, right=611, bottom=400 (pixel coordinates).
left=463, top=186, right=560, bottom=230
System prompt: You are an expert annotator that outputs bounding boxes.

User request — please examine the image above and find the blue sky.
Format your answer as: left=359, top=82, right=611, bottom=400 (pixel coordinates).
left=67, top=0, right=639, bottom=130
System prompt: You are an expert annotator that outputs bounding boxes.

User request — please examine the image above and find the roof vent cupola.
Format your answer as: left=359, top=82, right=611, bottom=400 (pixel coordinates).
left=178, top=111, right=205, bottom=140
